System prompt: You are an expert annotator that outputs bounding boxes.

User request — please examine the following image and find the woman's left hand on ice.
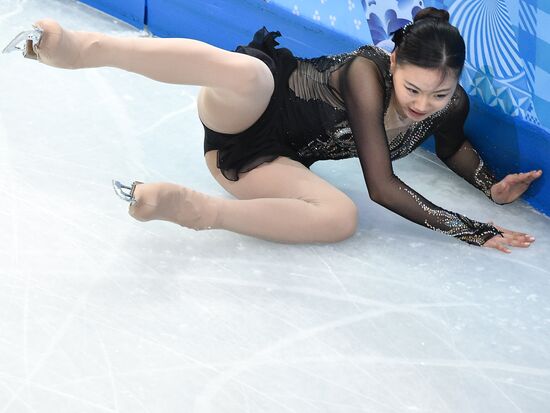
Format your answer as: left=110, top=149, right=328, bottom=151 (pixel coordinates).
left=490, top=170, right=543, bottom=204
left=483, top=223, right=535, bottom=254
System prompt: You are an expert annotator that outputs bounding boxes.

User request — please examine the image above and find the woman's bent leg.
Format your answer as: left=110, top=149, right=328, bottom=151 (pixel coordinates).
left=130, top=154, right=357, bottom=243
left=205, top=153, right=358, bottom=243
left=127, top=153, right=357, bottom=244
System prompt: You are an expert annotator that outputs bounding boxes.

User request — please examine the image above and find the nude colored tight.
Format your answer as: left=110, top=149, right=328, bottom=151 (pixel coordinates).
left=32, top=19, right=358, bottom=243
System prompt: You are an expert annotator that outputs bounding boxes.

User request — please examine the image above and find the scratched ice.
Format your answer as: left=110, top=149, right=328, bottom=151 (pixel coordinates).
left=1, top=1, right=549, bottom=412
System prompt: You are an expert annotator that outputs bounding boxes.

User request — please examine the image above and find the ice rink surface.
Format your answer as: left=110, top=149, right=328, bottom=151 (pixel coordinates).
left=1, top=1, right=550, bottom=412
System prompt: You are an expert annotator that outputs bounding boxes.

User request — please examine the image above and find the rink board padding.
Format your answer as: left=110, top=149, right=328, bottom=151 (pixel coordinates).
left=146, top=0, right=364, bottom=57
left=76, top=0, right=550, bottom=216
left=424, top=96, right=549, bottom=214
left=79, top=0, right=145, bottom=29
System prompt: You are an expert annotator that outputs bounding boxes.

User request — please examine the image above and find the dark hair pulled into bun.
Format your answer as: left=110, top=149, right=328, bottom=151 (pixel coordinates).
left=391, top=7, right=465, bottom=78
left=413, top=7, right=450, bottom=23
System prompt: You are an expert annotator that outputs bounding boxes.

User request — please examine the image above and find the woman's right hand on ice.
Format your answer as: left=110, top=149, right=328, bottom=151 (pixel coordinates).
left=483, top=223, right=535, bottom=253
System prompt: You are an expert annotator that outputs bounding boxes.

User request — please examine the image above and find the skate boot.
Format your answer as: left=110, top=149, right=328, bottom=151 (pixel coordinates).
left=3, top=19, right=97, bottom=68
left=112, top=180, right=220, bottom=231
left=2, top=26, right=43, bottom=59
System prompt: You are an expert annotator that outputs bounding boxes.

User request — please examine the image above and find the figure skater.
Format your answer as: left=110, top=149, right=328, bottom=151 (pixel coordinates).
left=4, top=7, right=542, bottom=253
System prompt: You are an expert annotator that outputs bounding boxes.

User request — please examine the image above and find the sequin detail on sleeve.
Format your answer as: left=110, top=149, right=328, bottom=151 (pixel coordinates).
left=401, top=187, right=503, bottom=245
left=433, top=87, right=499, bottom=202
left=473, top=153, right=497, bottom=199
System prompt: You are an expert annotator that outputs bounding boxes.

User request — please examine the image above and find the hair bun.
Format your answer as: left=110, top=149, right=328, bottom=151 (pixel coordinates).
left=413, top=7, right=450, bottom=24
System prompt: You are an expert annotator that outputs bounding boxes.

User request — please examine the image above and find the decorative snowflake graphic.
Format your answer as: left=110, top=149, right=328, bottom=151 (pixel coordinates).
left=361, top=0, right=423, bottom=51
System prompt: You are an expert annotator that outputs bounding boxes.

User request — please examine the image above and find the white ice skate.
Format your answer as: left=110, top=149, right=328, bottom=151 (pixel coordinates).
left=2, top=27, right=44, bottom=59
left=112, top=180, right=143, bottom=205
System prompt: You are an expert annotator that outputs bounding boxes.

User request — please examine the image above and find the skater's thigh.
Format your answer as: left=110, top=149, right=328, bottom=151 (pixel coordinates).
left=197, top=52, right=274, bottom=135
left=205, top=151, right=353, bottom=205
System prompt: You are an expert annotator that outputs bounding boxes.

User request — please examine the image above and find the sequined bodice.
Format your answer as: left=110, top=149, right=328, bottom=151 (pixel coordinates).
left=284, top=45, right=459, bottom=164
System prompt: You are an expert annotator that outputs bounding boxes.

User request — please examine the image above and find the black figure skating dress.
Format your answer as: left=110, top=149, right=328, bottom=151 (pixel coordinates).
left=202, top=27, right=502, bottom=246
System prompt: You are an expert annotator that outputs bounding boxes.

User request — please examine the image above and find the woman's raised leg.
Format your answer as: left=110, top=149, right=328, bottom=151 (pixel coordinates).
left=31, top=19, right=274, bottom=133
left=128, top=153, right=358, bottom=243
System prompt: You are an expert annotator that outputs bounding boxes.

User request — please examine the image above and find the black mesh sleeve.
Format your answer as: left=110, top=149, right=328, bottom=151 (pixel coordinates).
left=339, top=56, right=502, bottom=246
left=434, top=86, right=501, bottom=203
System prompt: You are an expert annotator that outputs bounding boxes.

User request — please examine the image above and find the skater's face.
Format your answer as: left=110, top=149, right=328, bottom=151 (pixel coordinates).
left=390, top=51, right=458, bottom=122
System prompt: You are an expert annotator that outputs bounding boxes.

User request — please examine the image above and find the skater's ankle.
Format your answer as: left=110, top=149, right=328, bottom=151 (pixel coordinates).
left=74, top=32, right=103, bottom=69
left=32, top=20, right=103, bottom=69
left=128, top=183, right=222, bottom=231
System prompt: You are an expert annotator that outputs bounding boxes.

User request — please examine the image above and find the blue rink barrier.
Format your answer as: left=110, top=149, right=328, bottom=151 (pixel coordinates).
left=146, top=0, right=365, bottom=57
left=423, top=100, right=550, bottom=215
left=79, top=0, right=145, bottom=29
left=78, top=0, right=549, bottom=216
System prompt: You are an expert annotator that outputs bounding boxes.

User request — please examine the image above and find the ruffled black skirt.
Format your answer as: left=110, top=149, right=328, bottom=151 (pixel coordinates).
left=202, top=27, right=302, bottom=181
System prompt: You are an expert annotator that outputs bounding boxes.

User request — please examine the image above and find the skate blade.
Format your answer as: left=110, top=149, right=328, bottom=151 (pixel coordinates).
left=2, top=27, right=43, bottom=59
left=112, top=180, right=135, bottom=203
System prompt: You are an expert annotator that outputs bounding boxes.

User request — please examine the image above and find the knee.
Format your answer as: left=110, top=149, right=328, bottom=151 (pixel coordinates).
left=237, top=58, right=274, bottom=97
left=335, top=201, right=359, bottom=241
left=320, top=199, right=358, bottom=242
